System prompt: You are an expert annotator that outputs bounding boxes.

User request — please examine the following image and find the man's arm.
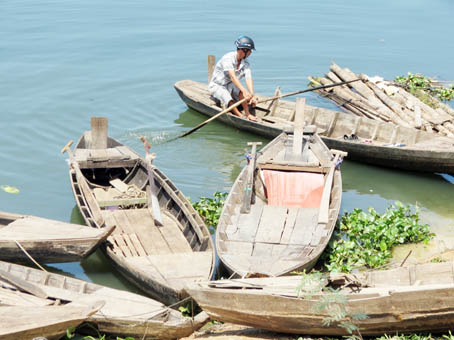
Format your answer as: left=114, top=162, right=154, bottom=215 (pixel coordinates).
left=228, top=70, right=253, bottom=101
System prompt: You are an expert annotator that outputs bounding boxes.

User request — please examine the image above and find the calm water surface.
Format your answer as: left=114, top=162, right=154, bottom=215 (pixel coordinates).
left=1, top=0, right=454, bottom=289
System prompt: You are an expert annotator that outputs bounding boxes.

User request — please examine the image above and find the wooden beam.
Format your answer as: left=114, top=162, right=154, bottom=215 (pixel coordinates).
left=318, top=150, right=347, bottom=224
left=208, top=55, right=215, bottom=84
left=90, top=117, right=108, bottom=149
left=259, top=163, right=329, bottom=173
left=292, top=98, right=306, bottom=159
left=0, top=268, right=48, bottom=299
left=240, top=142, right=262, bottom=214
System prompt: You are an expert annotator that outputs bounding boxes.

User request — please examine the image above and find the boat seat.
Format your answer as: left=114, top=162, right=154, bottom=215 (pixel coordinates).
left=93, top=183, right=147, bottom=208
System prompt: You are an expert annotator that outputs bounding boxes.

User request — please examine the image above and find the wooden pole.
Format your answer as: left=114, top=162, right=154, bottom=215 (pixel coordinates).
left=208, top=55, right=215, bottom=84
left=90, top=117, right=108, bottom=149
left=292, top=98, right=305, bottom=158
left=240, top=142, right=262, bottom=214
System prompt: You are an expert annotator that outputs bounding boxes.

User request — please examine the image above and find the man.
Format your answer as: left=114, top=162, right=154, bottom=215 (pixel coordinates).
left=208, top=35, right=258, bottom=121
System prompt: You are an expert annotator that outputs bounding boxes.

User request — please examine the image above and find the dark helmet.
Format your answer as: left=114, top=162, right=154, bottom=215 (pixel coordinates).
left=235, top=35, right=255, bottom=50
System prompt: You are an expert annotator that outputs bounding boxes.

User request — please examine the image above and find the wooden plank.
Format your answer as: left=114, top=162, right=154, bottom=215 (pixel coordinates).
left=122, top=234, right=139, bottom=257
left=208, top=55, right=215, bottom=83
left=110, top=179, right=129, bottom=193
left=266, top=86, right=281, bottom=117
left=280, top=207, right=298, bottom=244
left=113, top=234, right=133, bottom=257
left=0, top=268, right=48, bottom=299
left=158, top=212, right=192, bottom=253
left=326, top=111, right=339, bottom=137
left=222, top=240, right=253, bottom=255
left=255, top=206, right=288, bottom=244
left=252, top=242, right=274, bottom=257
left=127, top=209, right=171, bottom=255
left=232, top=204, right=264, bottom=242
left=111, top=210, right=134, bottom=234
left=88, top=149, right=109, bottom=161
left=261, top=160, right=327, bottom=169
left=240, top=142, right=262, bottom=214
left=75, top=171, right=104, bottom=227
left=90, top=117, right=108, bottom=149
left=292, top=98, right=305, bottom=158
left=146, top=165, right=163, bottom=226
left=129, top=233, right=148, bottom=257
left=289, top=208, right=319, bottom=245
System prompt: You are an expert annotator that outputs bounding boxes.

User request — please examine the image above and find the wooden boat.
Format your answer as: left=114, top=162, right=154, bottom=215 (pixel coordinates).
left=0, top=210, right=114, bottom=264
left=0, top=260, right=209, bottom=340
left=175, top=79, right=454, bottom=173
left=185, top=260, right=454, bottom=336
left=0, top=303, right=100, bottom=340
left=64, top=117, right=215, bottom=304
left=216, top=123, right=344, bottom=277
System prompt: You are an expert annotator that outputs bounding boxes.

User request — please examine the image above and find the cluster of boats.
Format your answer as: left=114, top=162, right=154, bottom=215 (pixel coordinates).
left=2, top=75, right=454, bottom=339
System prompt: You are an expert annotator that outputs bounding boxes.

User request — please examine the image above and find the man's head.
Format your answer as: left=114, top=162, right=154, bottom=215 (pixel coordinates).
left=235, top=35, right=255, bottom=51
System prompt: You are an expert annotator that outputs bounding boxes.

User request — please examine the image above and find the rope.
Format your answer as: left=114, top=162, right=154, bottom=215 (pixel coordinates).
left=14, top=240, right=47, bottom=272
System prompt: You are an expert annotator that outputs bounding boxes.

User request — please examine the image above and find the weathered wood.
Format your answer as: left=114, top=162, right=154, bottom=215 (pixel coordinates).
left=215, top=131, right=342, bottom=277
left=292, top=98, right=305, bottom=158
left=90, top=117, right=108, bottom=149
left=66, top=120, right=215, bottom=305
left=0, top=268, right=48, bottom=299
left=0, top=260, right=208, bottom=340
left=0, top=303, right=99, bottom=340
left=207, top=55, right=215, bottom=83
left=174, top=79, right=454, bottom=173
left=186, top=260, right=454, bottom=337
left=0, top=212, right=113, bottom=264
left=240, top=142, right=262, bottom=214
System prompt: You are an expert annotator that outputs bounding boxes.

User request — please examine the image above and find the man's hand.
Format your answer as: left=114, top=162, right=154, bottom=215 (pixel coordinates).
left=249, top=95, right=258, bottom=107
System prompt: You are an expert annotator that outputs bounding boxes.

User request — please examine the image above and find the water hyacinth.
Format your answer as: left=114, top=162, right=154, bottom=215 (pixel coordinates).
left=323, top=201, right=434, bottom=273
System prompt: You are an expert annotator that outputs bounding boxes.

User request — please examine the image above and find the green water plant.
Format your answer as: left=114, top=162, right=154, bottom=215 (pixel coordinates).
left=395, top=72, right=454, bottom=105
left=323, top=201, right=434, bottom=273
left=189, top=191, right=227, bottom=231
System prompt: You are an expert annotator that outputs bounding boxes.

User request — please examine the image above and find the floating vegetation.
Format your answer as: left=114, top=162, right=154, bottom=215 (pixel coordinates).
left=1, top=185, right=20, bottom=194
left=395, top=72, right=454, bottom=105
left=322, top=201, right=434, bottom=273
left=189, top=191, right=227, bottom=232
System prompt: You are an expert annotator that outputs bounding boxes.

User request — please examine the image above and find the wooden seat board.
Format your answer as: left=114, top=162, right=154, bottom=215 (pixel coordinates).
left=0, top=218, right=103, bottom=239
left=125, top=209, right=171, bottom=255
left=126, top=252, right=212, bottom=288
left=158, top=213, right=193, bottom=253
left=280, top=207, right=298, bottom=244
left=222, top=240, right=254, bottom=255
left=254, top=205, right=288, bottom=244
left=289, top=208, right=319, bottom=245
left=230, top=204, right=264, bottom=242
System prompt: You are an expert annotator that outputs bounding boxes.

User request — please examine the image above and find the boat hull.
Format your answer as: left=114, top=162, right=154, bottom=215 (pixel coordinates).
left=175, top=80, right=454, bottom=173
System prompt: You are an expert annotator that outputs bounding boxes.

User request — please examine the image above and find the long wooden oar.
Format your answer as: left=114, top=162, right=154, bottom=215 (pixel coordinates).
left=257, top=78, right=360, bottom=104
left=177, top=78, right=360, bottom=139
left=178, top=97, right=248, bottom=138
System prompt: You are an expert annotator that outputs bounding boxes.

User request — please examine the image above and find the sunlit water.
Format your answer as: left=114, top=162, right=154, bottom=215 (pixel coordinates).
left=1, top=0, right=454, bottom=291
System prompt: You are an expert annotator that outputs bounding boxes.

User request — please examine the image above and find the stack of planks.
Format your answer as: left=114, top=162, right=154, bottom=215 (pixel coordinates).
left=309, top=62, right=454, bottom=137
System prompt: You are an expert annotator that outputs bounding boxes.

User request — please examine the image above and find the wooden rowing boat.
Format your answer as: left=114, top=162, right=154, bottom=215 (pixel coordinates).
left=0, top=303, right=100, bottom=340
left=185, top=260, right=454, bottom=336
left=0, top=210, right=114, bottom=264
left=65, top=118, right=215, bottom=304
left=0, top=260, right=209, bottom=340
left=216, top=124, right=343, bottom=277
left=175, top=79, right=454, bottom=173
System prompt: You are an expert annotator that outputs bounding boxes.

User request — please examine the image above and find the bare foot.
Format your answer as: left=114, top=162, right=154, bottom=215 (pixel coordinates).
left=247, top=115, right=257, bottom=122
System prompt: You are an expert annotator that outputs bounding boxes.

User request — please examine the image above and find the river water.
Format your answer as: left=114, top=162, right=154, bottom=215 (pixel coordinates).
left=1, top=1, right=454, bottom=290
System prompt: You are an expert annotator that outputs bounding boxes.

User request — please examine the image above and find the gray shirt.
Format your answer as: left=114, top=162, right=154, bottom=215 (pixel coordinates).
left=209, top=51, right=252, bottom=87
